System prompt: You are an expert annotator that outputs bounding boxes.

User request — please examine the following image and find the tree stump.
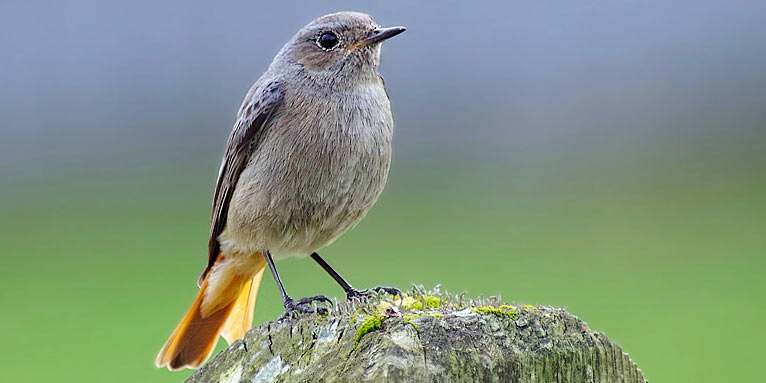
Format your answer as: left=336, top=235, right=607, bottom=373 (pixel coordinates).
left=187, top=288, right=646, bottom=382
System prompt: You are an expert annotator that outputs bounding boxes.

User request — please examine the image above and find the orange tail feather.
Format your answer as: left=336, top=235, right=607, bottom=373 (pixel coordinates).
left=222, top=266, right=265, bottom=343
left=156, top=254, right=266, bottom=370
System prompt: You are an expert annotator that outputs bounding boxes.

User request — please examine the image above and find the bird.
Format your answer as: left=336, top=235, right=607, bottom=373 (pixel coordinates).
left=155, top=11, right=405, bottom=370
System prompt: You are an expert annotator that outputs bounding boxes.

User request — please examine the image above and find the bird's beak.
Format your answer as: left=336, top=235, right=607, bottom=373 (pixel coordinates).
left=346, top=26, right=406, bottom=50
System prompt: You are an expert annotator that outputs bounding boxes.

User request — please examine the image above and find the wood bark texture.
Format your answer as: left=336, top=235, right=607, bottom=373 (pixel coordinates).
left=187, top=288, right=646, bottom=383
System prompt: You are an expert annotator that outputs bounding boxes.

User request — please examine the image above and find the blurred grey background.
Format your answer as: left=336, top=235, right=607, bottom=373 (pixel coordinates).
left=3, top=1, right=764, bottom=168
left=1, top=1, right=764, bottom=382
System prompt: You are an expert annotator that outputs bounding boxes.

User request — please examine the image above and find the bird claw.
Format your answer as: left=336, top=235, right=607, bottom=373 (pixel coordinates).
left=346, top=286, right=403, bottom=303
left=279, top=295, right=331, bottom=320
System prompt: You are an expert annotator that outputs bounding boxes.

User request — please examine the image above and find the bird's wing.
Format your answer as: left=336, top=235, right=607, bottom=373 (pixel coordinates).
left=200, top=80, right=284, bottom=284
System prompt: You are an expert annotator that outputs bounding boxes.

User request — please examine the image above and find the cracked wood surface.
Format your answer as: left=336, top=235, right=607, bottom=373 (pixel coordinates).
left=186, top=290, right=646, bottom=383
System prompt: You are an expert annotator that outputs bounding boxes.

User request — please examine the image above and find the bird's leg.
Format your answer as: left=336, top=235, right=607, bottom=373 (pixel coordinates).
left=310, top=252, right=402, bottom=301
left=263, top=250, right=331, bottom=319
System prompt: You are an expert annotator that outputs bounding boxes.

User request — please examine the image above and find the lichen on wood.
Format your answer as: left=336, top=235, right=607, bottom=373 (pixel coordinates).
left=187, top=286, right=646, bottom=383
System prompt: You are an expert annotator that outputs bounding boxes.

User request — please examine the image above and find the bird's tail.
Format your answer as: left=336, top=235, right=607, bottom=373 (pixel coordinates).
left=155, top=252, right=266, bottom=370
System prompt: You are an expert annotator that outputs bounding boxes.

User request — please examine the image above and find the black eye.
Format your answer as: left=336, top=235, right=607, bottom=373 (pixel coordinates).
left=317, top=32, right=339, bottom=50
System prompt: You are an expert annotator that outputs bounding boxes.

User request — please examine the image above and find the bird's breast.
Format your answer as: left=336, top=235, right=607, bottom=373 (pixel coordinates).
left=223, top=82, right=393, bottom=256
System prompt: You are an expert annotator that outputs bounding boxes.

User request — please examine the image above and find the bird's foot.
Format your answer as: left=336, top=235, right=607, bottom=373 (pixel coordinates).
left=346, top=286, right=403, bottom=302
left=279, top=295, right=332, bottom=320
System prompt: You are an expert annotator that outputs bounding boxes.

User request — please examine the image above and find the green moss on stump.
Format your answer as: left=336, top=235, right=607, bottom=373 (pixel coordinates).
left=471, top=305, right=519, bottom=319
left=408, top=295, right=442, bottom=310
left=353, top=314, right=384, bottom=347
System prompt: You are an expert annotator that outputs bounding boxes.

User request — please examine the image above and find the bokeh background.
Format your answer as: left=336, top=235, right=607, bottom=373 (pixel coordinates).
left=2, top=1, right=764, bottom=382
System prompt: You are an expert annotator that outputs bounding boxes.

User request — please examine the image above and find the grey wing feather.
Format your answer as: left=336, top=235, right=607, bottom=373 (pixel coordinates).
left=200, top=80, right=284, bottom=284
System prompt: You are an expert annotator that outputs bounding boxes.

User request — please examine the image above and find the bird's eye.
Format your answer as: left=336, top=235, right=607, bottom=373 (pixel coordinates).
left=317, top=32, right=339, bottom=51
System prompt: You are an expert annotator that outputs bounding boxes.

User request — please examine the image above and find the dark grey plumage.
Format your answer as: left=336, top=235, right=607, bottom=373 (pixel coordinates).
left=204, top=11, right=401, bottom=277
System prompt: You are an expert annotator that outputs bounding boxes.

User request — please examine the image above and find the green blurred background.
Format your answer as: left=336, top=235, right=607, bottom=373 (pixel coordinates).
left=1, top=1, right=764, bottom=382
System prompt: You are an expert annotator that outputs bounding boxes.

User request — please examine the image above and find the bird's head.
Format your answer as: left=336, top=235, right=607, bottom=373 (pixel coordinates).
left=275, top=12, right=405, bottom=86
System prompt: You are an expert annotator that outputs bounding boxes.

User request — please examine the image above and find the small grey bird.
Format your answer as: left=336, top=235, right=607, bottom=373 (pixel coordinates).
left=156, top=11, right=405, bottom=370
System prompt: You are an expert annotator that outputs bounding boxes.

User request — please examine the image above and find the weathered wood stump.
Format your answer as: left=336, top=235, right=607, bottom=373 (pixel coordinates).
left=187, top=287, right=646, bottom=383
